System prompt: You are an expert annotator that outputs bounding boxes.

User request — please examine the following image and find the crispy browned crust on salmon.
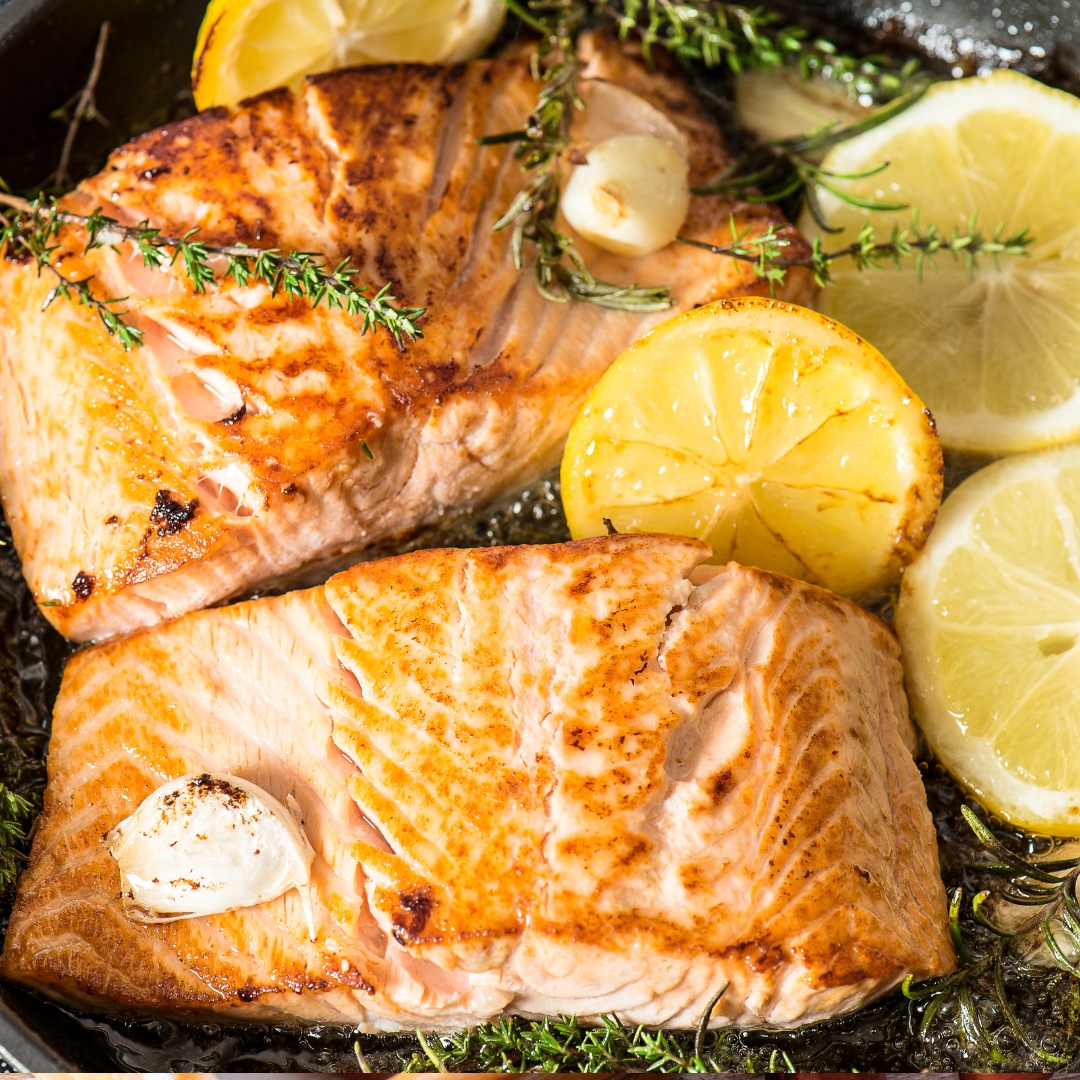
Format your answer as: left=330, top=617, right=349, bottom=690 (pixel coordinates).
left=0, top=38, right=815, bottom=641
left=2, top=536, right=952, bottom=1028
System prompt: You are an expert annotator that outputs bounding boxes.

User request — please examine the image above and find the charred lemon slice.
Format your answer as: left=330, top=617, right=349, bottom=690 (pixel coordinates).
left=560, top=297, right=942, bottom=599
left=897, top=444, right=1080, bottom=835
left=192, top=0, right=506, bottom=109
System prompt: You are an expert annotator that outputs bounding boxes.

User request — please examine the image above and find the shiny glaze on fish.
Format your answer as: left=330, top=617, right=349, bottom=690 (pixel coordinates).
left=2, top=535, right=952, bottom=1028
left=0, top=37, right=815, bottom=642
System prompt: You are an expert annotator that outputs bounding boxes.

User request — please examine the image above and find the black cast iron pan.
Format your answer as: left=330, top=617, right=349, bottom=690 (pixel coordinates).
left=0, top=0, right=1077, bottom=1069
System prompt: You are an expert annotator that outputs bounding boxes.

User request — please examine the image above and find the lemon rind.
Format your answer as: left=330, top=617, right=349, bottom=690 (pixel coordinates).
left=897, top=442, right=1080, bottom=835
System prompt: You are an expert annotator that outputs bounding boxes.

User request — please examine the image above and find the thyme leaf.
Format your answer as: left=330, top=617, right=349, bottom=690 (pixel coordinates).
left=0, top=193, right=425, bottom=348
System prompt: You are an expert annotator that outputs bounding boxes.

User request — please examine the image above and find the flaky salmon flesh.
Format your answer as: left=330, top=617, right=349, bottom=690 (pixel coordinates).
left=0, top=35, right=814, bottom=642
left=2, top=534, right=953, bottom=1029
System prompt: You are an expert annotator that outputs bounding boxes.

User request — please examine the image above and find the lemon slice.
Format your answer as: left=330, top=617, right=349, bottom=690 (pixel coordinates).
left=559, top=297, right=942, bottom=599
left=897, top=445, right=1080, bottom=834
left=803, top=70, right=1080, bottom=455
left=192, top=0, right=506, bottom=109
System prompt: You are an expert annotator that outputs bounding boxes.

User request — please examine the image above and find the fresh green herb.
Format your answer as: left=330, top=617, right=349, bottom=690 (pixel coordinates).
left=902, top=805, right=1080, bottom=1067
left=360, top=440, right=375, bottom=461
left=694, top=87, right=932, bottom=228
left=0, top=785, right=33, bottom=890
left=0, top=193, right=426, bottom=349
left=598, top=0, right=924, bottom=101
left=480, top=0, right=671, bottom=312
left=486, top=0, right=932, bottom=308
left=677, top=212, right=1033, bottom=291
left=415, top=1029, right=449, bottom=1072
left=401, top=1004, right=806, bottom=1074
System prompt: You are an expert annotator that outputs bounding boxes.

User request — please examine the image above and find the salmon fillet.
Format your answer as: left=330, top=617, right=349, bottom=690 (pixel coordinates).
left=2, top=534, right=953, bottom=1028
left=0, top=36, right=814, bottom=642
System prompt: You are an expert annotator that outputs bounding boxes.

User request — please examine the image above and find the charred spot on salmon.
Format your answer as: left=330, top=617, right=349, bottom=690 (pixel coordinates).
left=662, top=605, right=685, bottom=632
left=569, top=568, right=595, bottom=595
left=392, top=888, right=434, bottom=943
left=708, top=770, right=735, bottom=804
left=105, top=515, right=119, bottom=526
left=220, top=405, right=246, bottom=426
left=71, top=571, right=94, bottom=600
left=139, top=167, right=169, bottom=181
left=150, top=490, right=198, bottom=537
left=2, top=245, right=32, bottom=266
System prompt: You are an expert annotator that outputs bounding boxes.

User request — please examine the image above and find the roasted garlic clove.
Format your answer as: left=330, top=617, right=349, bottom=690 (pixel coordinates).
left=561, top=134, right=690, bottom=257
left=105, top=772, right=316, bottom=938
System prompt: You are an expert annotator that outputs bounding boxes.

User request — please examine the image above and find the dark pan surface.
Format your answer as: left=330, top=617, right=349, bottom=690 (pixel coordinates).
left=0, top=0, right=1078, bottom=1069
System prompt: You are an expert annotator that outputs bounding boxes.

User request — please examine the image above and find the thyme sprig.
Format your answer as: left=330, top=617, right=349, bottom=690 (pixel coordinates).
left=481, top=0, right=671, bottom=311
left=678, top=212, right=1033, bottom=291
left=0, top=193, right=426, bottom=349
left=598, top=0, right=925, bottom=101
left=489, top=0, right=931, bottom=309
left=0, top=785, right=33, bottom=890
left=902, top=805, right=1080, bottom=1067
left=401, top=998, right=803, bottom=1074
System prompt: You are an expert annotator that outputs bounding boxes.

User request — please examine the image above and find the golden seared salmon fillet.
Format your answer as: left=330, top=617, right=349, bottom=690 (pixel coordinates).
left=0, top=36, right=814, bottom=642
left=3, top=535, right=952, bottom=1028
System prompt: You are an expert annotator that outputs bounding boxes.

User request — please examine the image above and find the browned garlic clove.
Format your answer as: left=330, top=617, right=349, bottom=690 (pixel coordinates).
left=104, top=772, right=316, bottom=938
left=561, top=134, right=690, bottom=257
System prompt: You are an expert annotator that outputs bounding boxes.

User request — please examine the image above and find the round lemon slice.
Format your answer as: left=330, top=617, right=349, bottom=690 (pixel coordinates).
left=192, top=0, right=507, bottom=109
left=897, top=444, right=1080, bottom=835
left=803, top=70, right=1080, bottom=455
left=560, top=297, right=943, bottom=599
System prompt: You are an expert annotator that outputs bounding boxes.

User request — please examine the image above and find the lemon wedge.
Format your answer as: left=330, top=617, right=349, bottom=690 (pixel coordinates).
left=804, top=70, right=1080, bottom=455
left=192, top=0, right=507, bottom=109
left=559, top=297, right=942, bottom=599
left=897, top=445, right=1080, bottom=835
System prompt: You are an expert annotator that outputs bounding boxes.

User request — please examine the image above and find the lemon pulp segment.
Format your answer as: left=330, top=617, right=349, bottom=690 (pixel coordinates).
left=560, top=297, right=943, bottom=598
left=804, top=70, right=1080, bottom=454
left=897, top=444, right=1080, bottom=834
left=193, top=0, right=506, bottom=109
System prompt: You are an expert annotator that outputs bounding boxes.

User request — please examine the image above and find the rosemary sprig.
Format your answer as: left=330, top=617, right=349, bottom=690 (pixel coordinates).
left=0, top=193, right=425, bottom=348
left=0, top=785, right=33, bottom=890
left=678, top=212, right=1034, bottom=291
left=902, top=805, right=1080, bottom=1068
left=695, top=87, right=931, bottom=228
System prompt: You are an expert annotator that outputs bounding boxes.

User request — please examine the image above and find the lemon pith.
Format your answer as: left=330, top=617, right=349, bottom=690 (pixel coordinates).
left=803, top=69, right=1080, bottom=455
left=897, top=444, right=1080, bottom=835
left=560, top=297, right=943, bottom=599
